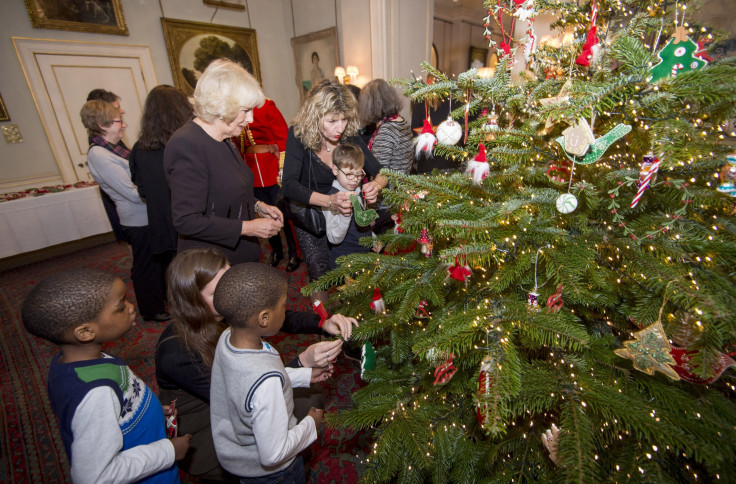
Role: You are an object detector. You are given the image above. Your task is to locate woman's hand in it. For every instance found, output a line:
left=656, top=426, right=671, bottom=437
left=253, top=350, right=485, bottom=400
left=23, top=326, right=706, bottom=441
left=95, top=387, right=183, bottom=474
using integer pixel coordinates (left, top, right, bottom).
left=329, top=191, right=354, bottom=217
left=241, top=218, right=283, bottom=238
left=299, top=339, right=343, bottom=367
left=322, top=314, right=359, bottom=340
left=362, top=181, right=381, bottom=203
left=256, top=202, right=284, bottom=223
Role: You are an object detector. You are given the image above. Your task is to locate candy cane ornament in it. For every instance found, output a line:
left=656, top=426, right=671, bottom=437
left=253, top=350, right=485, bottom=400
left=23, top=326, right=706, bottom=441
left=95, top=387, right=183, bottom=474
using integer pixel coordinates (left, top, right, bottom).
left=630, top=156, right=661, bottom=208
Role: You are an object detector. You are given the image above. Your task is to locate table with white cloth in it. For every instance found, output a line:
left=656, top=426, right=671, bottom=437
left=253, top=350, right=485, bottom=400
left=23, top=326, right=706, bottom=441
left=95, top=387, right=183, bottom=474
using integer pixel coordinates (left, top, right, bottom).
left=0, top=186, right=112, bottom=259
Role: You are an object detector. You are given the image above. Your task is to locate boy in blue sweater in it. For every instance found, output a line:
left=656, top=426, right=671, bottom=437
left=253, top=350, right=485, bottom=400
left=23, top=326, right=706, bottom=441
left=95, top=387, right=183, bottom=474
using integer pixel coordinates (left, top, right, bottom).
left=21, top=269, right=190, bottom=483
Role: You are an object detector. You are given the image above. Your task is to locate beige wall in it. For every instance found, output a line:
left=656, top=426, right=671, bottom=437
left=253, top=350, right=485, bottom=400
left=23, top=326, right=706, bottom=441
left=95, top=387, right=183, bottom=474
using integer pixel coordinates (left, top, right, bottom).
left=0, top=0, right=433, bottom=194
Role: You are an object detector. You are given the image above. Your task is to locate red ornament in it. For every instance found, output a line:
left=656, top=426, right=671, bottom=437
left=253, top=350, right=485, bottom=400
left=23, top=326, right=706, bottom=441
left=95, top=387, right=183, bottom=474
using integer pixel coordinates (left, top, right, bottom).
left=415, top=300, right=431, bottom=318
left=433, top=353, right=457, bottom=385
left=669, top=347, right=736, bottom=384
left=313, top=300, right=329, bottom=327
left=369, top=287, right=386, bottom=314
left=545, top=284, right=564, bottom=313
left=447, top=257, right=472, bottom=283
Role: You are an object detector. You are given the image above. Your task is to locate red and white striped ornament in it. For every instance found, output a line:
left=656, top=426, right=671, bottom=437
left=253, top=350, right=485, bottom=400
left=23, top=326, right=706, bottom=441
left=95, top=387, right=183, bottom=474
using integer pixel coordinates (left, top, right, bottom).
left=630, top=155, right=661, bottom=208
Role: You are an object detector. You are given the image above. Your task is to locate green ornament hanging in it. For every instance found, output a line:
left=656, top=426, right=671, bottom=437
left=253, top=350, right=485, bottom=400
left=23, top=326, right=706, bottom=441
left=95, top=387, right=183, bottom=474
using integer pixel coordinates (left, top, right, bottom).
left=649, top=26, right=708, bottom=83
left=360, top=340, right=376, bottom=379
left=555, top=124, right=632, bottom=165
left=350, top=194, right=378, bottom=226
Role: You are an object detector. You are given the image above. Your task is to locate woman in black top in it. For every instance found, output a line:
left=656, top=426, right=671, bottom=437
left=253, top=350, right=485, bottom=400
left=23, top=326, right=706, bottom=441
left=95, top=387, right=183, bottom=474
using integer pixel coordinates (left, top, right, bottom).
left=130, top=85, right=192, bottom=268
left=156, top=248, right=357, bottom=480
left=281, top=81, right=388, bottom=293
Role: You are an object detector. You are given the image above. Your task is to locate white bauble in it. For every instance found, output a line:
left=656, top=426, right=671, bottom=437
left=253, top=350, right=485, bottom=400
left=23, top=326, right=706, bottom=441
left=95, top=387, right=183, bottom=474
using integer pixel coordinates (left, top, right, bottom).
left=556, top=193, right=578, bottom=214
left=436, top=117, right=462, bottom=146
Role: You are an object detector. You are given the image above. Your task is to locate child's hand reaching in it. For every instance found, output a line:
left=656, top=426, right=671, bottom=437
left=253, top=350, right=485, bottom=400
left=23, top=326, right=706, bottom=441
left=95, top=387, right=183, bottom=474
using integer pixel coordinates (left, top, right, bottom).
left=171, top=434, right=191, bottom=460
left=307, top=407, right=324, bottom=430
left=310, top=364, right=334, bottom=383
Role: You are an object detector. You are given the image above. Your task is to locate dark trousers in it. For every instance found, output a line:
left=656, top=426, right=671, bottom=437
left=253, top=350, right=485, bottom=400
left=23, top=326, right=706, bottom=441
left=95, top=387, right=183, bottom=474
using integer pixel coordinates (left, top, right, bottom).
left=121, top=225, right=167, bottom=318
left=254, top=184, right=298, bottom=258
left=238, top=456, right=305, bottom=484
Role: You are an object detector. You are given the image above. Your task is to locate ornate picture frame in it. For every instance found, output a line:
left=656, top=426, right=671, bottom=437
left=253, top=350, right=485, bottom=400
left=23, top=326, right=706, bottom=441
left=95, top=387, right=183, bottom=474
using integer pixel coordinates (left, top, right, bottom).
left=0, top=92, right=8, bottom=122
left=23, top=0, right=128, bottom=36
left=291, top=27, right=339, bottom=103
left=161, top=18, right=262, bottom=96
left=469, top=46, right=489, bottom=69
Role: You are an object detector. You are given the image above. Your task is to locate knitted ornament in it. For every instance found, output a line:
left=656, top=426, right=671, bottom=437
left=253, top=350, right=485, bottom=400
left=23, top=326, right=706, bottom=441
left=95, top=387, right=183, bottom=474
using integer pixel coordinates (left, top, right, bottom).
left=447, top=258, right=472, bottom=283
left=369, top=287, right=385, bottom=314
left=649, top=26, right=708, bottom=83
left=576, top=0, right=599, bottom=67
left=360, top=341, right=376, bottom=379
left=466, top=144, right=490, bottom=185
left=436, top=117, right=462, bottom=146
left=313, top=300, right=329, bottom=327
left=555, top=193, right=578, bottom=214
left=415, top=119, right=437, bottom=158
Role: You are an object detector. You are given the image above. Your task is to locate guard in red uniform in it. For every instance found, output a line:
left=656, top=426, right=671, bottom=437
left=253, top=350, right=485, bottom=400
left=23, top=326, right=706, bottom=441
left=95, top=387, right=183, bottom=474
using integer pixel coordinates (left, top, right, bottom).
left=233, top=99, right=301, bottom=271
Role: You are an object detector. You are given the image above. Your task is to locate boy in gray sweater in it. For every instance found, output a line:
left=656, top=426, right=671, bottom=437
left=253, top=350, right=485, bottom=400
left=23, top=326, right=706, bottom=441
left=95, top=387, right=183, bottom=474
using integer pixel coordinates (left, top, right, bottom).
left=210, top=263, right=326, bottom=482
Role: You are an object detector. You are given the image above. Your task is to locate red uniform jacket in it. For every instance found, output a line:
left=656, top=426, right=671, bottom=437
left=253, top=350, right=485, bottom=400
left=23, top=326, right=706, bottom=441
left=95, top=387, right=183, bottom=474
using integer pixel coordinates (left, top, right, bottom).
left=232, top=99, right=288, bottom=188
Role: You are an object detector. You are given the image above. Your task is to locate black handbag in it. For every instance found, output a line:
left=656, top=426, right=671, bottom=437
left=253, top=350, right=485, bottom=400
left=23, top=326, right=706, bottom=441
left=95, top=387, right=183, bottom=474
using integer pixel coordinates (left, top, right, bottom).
left=281, top=151, right=326, bottom=237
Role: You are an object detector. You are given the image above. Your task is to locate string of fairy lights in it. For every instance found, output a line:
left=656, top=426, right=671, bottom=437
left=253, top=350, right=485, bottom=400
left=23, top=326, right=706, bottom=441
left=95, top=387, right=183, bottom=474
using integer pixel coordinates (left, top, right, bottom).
left=320, top=0, right=736, bottom=480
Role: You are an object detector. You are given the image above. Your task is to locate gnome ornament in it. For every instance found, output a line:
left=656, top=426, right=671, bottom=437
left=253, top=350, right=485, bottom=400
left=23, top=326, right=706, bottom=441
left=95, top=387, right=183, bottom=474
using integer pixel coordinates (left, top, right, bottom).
left=415, top=119, right=437, bottom=158
left=466, top=144, right=490, bottom=185
left=369, top=287, right=386, bottom=314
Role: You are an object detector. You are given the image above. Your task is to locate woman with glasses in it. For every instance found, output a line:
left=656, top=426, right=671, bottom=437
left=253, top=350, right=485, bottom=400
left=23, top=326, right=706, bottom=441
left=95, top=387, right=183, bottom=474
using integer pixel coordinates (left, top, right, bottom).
left=80, top=100, right=169, bottom=321
left=281, top=80, right=388, bottom=301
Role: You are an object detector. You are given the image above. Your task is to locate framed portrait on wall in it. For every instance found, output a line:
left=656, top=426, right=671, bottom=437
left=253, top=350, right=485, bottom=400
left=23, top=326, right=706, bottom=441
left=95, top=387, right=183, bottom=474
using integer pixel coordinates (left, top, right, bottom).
left=291, top=27, right=339, bottom=103
left=469, top=47, right=489, bottom=69
left=161, top=18, right=261, bottom=95
left=23, top=0, right=128, bottom=35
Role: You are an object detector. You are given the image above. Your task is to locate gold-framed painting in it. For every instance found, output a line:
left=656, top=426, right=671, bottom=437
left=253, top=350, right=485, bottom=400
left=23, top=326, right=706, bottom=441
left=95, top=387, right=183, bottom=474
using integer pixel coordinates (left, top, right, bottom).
left=0, top=92, right=8, bottom=122
left=24, top=0, right=128, bottom=36
left=161, top=18, right=261, bottom=96
left=291, top=27, right=339, bottom=103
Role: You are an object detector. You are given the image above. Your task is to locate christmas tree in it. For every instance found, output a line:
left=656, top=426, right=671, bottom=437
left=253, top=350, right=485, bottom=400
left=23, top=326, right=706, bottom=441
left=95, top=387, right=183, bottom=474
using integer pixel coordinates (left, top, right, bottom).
left=305, top=0, right=736, bottom=481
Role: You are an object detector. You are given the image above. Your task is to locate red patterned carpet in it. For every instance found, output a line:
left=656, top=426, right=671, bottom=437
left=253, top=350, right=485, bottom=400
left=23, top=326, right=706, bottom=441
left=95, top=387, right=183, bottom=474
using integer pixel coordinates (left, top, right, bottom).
left=0, top=241, right=368, bottom=483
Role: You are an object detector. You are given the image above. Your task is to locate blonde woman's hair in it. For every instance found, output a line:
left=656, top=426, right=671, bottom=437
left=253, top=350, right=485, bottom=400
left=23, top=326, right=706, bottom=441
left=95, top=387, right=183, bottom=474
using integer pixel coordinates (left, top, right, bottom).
left=293, top=80, right=360, bottom=152
left=80, top=100, right=119, bottom=137
left=191, top=59, right=265, bottom=123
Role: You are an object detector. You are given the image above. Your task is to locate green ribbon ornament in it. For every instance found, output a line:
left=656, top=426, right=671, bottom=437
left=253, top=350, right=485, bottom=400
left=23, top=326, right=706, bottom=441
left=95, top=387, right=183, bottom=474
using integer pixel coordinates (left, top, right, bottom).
left=555, top=124, right=632, bottom=165
left=350, top=194, right=378, bottom=226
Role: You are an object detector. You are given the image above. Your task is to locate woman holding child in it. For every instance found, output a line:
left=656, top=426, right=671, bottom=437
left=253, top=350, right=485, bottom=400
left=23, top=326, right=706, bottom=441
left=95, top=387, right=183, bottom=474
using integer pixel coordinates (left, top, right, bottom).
left=164, top=59, right=283, bottom=265
left=281, top=80, right=389, bottom=293
left=156, top=248, right=357, bottom=481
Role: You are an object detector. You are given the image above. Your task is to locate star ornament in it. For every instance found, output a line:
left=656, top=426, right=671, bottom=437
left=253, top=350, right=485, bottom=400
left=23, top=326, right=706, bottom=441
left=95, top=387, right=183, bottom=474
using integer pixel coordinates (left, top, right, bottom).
left=539, top=79, right=572, bottom=130
left=614, top=321, right=680, bottom=380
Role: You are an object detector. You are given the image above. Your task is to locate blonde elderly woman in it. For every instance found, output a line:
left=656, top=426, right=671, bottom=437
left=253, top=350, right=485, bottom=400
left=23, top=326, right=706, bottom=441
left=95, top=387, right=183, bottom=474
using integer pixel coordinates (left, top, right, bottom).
left=164, top=59, right=283, bottom=265
left=281, top=80, right=388, bottom=297
left=80, top=100, right=169, bottom=321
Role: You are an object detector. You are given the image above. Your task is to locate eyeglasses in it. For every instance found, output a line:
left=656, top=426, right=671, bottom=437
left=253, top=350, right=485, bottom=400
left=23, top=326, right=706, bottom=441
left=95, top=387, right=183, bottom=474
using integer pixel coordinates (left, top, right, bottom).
left=338, top=168, right=365, bottom=181
left=111, top=119, right=123, bottom=124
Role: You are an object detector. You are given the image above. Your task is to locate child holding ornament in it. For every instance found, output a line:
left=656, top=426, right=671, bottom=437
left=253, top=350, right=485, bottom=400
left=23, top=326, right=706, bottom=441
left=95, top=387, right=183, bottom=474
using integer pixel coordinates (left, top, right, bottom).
left=322, top=143, right=382, bottom=269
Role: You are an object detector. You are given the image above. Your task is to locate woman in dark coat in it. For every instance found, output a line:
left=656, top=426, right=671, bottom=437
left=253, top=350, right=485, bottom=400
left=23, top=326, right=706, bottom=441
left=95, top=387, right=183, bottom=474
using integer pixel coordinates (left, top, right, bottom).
left=130, top=85, right=192, bottom=267
left=164, top=59, right=283, bottom=265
